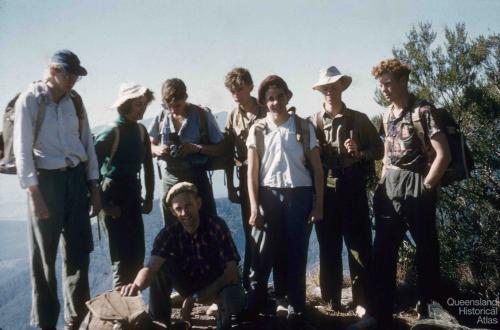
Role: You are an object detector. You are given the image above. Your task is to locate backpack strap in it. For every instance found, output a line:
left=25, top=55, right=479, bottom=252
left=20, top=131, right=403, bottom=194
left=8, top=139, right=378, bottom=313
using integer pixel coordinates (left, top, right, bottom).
left=411, top=105, right=427, bottom=149
left=313, top=111, right=326, bottom=146
left=294, top=114, right=311, bottom=168
left=137, top=123, right=147, bottom=144
left=69, top=90, right=85, bottom=140
left=158, top=108, right=168, bottom=141
left=104, top=124, right=120, bottom=176
left=197, top=106, right=210, bottom=145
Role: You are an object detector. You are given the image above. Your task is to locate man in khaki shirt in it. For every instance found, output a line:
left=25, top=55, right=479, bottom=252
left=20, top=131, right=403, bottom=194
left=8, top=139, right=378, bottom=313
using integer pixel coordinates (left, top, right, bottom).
left=310, top=66, right=383, bottom=314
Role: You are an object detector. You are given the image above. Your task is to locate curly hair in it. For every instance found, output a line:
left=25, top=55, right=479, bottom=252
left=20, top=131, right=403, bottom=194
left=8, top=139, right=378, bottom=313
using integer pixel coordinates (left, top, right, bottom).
left=224, top=67, right=253, bottom=91
left=162, top=78, right=187, bottom=104
left=371, top=59, right=411, bottom=80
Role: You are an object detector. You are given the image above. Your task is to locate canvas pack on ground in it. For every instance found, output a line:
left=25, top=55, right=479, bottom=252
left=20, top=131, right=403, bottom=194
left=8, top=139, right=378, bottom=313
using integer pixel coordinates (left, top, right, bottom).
left=254, top=108, right=312, bottom=170
left=79, top=290, right=162, bottom=330
left=0, top=89, right=85, bottom=175
left=312, top=110, right=376, bottom=178
left=382, top=99, right=474, bottom=186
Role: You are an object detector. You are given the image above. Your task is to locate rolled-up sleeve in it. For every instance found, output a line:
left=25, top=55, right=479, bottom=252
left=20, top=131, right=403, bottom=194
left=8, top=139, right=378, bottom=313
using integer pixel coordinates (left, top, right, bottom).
left=245, top=124, right=257, bottom=149
left=13, top=92, right=38, bottom=189
left=148, top=113, right=161, bottom=141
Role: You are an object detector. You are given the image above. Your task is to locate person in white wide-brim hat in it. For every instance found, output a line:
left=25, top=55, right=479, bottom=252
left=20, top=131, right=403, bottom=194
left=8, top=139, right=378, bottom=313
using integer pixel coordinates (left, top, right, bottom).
left=310, top=65, right=384, bottom=315
left=94, top=81, right=155, bottom=289
left=312, top=65, right=352, bottom=92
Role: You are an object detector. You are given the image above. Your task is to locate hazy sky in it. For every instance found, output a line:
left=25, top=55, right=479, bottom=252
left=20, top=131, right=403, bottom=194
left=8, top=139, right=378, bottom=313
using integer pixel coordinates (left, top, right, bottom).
left=0, top=0, right=499, bottom=130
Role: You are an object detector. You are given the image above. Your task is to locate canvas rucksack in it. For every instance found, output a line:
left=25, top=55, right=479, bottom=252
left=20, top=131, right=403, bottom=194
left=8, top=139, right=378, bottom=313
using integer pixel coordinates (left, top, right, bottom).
left=79, top=290, right=163, bottom=330
left=0, top=93, right=20, bottom=174
left=253, top=108, right=312, bottom=171
left=382, top=100, right=474, bottom=186
left=311, top=110, right=376, bottom=178
left=0, top=89, right=85, bottom=175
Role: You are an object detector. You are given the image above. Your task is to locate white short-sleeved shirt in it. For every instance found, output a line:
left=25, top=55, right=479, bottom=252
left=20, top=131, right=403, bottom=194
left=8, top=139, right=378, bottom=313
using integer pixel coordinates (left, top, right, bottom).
left=246, top=114, right=318, bottom=188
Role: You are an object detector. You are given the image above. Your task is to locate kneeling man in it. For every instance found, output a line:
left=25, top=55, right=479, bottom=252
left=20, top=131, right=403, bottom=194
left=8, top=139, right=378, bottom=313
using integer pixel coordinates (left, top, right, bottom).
left=120, top=182, right=245, bottom=329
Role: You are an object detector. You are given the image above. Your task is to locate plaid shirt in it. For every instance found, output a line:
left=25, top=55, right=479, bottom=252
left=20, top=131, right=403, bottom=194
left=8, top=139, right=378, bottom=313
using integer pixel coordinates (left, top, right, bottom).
left=151, top=215, right=240, bottom=282
left=383, top=95, right=441, bottom=170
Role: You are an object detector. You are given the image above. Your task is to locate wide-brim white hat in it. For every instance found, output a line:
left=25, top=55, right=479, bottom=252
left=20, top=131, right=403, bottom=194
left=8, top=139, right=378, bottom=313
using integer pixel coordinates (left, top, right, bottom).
left=312, top=66, right=352, bottom=91
left=111, top=82, right=149, bottom=108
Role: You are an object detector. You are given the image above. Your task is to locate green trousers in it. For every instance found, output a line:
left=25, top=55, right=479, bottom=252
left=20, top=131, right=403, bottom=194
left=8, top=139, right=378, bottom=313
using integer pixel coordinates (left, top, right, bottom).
left=102, top=177, right=145, bottom=288
left=28, top=164, right=93, bottom=329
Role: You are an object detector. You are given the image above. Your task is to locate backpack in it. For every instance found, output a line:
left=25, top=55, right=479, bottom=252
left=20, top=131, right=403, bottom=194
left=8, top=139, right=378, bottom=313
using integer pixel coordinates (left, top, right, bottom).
left=253, top=108, right=312, bottom=171
left=79, top=290, right=161, bottom=330
left=0, top=90, right=85, bottom=175
left=100, top=122, right=148, bottom=177
left=0, top=93, right=20, bottom=174
left=159, top=105, right=233, bottom=172
left=311, top=110, right=376, bottom=178
left=382, top=100, right=474, bottom=186
left=96, top=123, right=148, bottom=239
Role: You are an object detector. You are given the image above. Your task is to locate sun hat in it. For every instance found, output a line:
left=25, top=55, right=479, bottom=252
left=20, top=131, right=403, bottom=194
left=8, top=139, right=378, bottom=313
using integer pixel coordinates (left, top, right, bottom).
left=166, top=182, right=199, bottom=206
left=50, top=49, right=87, bottom=76
left=111, top=82, right=150, bottom=108
left=312, top=66, right=352, bottom=91
left=257, top=75, right=293, bottom=105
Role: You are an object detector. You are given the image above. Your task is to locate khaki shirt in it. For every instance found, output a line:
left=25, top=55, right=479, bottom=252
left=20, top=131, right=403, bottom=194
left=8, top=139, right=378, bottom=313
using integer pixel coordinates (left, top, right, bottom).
left=311, top=103, right=383, bottom=169
left=224, top=98, right=267, bottom=164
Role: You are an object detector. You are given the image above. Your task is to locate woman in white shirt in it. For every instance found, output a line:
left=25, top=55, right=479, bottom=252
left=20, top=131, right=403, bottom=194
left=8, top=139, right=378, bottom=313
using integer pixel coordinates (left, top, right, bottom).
left=246, top=75, right=324, bottom=323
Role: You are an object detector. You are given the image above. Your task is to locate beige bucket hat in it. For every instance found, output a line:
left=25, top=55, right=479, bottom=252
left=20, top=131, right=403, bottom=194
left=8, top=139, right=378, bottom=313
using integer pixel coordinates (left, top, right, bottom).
left=312, top=66, right=352, bottom=91
left=111, top=82, right=150, bottom=108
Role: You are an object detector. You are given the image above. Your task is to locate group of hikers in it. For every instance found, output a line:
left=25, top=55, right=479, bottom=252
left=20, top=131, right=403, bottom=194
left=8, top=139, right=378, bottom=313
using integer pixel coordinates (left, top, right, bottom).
left=9, top=49, right=452, bottom=330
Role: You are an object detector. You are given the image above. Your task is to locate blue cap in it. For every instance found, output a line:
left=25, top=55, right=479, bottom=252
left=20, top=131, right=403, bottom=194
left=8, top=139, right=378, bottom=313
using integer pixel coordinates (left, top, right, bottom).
left=50, top=49, right=87, bottom=76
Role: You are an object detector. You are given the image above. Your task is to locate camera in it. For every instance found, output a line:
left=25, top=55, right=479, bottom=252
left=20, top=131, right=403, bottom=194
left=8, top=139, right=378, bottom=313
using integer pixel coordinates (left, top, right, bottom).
left=168, top=133, right=181, bottom=158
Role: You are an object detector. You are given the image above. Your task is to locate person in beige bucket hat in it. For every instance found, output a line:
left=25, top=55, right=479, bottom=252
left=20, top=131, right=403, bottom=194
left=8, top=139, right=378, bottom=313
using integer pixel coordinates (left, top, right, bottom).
left=310, top=65, right=383, bottom=315
left=94, top=81, right=155, bottom=289
left=111, top=82, right=152, bottom=109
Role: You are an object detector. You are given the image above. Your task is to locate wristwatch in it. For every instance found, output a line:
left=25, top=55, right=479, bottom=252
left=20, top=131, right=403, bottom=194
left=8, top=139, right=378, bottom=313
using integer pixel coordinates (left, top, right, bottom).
left=196, top=144, right=203, bottom=154
left=423, top=182, right=433, bottom=190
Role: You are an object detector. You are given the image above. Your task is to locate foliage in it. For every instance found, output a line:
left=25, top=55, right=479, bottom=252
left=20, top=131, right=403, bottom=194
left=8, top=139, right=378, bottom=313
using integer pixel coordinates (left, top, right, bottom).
left=375, top=23, right=499, bottom=297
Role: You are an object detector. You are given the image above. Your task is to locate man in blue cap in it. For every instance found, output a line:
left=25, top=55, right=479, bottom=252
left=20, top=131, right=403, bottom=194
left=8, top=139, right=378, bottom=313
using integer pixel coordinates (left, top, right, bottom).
left=13, top=49, right=101, bottom=330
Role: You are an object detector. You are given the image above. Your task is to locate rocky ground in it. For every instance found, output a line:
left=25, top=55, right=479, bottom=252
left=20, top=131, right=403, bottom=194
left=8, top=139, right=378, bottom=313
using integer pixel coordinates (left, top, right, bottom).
left=165, top=286, right=418, bottom=330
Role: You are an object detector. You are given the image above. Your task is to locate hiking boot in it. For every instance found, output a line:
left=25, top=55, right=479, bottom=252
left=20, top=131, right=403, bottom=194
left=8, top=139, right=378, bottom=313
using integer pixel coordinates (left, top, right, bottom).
left=275, top=297, right=288, bottom=317
left=206, top=303, right=218, bottom=317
